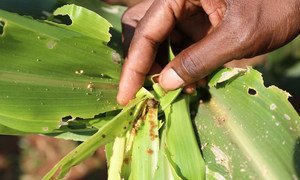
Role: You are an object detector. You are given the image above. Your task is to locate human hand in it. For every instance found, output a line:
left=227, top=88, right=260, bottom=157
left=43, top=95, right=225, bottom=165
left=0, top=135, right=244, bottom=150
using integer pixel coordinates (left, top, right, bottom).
left=117, top=0, right=300, bottom=105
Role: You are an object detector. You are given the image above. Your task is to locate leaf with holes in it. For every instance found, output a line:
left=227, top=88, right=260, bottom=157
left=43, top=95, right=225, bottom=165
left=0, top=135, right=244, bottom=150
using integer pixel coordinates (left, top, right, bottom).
left=1, top=2, right=300, bottom=180
left=195, top=67, right=300, bottom=179
left=43, top=89, right=151, bottom=179
left=60, top=0, right=126, bottom=53
left=0, top=4, right=123, bottom=134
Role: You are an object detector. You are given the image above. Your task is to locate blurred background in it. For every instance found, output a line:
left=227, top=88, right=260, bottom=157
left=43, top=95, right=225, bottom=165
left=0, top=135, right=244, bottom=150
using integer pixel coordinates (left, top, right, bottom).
left=0, top=0, right=299, bottom=179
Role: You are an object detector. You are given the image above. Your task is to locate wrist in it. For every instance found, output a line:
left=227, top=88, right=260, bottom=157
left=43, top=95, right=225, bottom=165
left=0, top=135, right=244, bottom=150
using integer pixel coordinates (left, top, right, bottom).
left=273, top=0, right=300, bottom=45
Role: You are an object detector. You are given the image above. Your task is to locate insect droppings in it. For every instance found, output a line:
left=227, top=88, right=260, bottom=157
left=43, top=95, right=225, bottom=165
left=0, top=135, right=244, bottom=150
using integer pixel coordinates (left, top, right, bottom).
left=146, top=148, right=153, bottom=155
left=146, top=99, right=158, bottom=108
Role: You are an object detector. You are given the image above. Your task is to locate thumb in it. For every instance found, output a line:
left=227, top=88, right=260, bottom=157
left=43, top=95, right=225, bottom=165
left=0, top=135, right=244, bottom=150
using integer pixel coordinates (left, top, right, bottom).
left=159, top=25, right=242, bottom=90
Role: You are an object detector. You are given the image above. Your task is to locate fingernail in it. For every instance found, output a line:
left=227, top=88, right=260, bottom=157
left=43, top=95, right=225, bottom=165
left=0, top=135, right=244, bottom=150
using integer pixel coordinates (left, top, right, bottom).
left=160, top=68, right=184, bottom=90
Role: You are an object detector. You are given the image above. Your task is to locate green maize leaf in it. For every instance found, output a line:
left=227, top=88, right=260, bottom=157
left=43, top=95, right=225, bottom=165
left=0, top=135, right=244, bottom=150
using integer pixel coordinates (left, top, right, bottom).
left=0, top=4, right=122, bottom=134
left=152, top=83, right=182, bottom=111
left=108, top=136, right=126, bottom=180
left=209, top=68, right=247, bottom=87
left=107, top=126, right=145, bottom=179
left=52, top=4, right=112, bottom=43
left=46, top=129, right=97, bottom=141
left=205, top=168, right=229, bottom=180
left=106, top=126, right=136, bottom=180
left=105, top=141, right=114, bottom=167
left=43, top=91, right=149, bottom=179
left=152, top=82, right=165, bottom=97
left=0, top=124, right=24, bottom=135
left=119, top=123, right=137, bottom=178
left=195, top=67, right=300, bottom=179
left=107, top=98, right=152, bottom=180
left=129, top=101, right=160, bottom=180
left=159, top=88, right=182, bottom=110
left=46, top=115, right=117, bottom=141
left=60, top=0, right=126, bottom=54
left=154, top=126, right=181, bottom=180
left=165, top=95, right=205, bottom=180
left=60, top=0, right=125, bottom=32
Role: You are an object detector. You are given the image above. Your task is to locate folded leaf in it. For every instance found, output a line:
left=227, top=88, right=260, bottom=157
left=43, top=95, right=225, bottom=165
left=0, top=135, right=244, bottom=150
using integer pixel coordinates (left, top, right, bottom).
left=43, top=91, right=149, bottom=179
left=165, top=95, right=205, bottom=180
left=129, top=102, right=160, bottom=180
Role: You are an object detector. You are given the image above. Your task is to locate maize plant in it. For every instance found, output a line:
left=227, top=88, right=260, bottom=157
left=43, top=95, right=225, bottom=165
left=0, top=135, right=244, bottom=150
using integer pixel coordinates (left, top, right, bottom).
left=0, top=3, right=299, bottom=180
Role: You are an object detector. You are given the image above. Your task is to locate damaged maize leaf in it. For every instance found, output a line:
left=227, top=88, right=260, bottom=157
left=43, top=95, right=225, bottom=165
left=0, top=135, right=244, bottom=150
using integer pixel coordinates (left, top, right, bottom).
left=105, top=91, right=205, bottom=180
left=129, top=100, right=160, bottom=180
left=1, top=3, right=300, bottom=180
left=195, top=67, right=300, bottom=179
left=43, top=90, right=151, bottom=179
left=0, top=4, right=122, bottom=134
left=108, top=136, right=126, bottom=180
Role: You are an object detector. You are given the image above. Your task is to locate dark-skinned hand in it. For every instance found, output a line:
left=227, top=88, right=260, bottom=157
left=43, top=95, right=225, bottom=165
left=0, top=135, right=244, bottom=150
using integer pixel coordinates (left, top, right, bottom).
left=115, top=0, right=300, bottom=105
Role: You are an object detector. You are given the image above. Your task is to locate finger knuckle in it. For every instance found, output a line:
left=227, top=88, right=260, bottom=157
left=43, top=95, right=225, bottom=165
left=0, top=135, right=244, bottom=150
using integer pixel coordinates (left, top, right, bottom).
left=121, top=8, right=138, bottom=26
left=121, top=9, right=131, bottom=23
left=180, top=50, right=207, bottom=79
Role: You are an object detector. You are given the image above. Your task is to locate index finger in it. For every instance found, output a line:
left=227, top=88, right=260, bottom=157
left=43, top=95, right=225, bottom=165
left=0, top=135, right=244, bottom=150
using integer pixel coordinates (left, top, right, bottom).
left=117, top=0, right=178, bottom=105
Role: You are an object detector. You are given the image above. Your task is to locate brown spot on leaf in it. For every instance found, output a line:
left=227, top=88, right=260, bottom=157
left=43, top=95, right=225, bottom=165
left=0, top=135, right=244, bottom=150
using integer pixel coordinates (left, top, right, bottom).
left=146, top=148, right=153, bottom=155
left=148, top=108, right=158, bottom=141
left=218, top=117, right=226, bottom=124
left=131, top=128, right=137, bottom=135
left=124, top=157, right=131, bottom=164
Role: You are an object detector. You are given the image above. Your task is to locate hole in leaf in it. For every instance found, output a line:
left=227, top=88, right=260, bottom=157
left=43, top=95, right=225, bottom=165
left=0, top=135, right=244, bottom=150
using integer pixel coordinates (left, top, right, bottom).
left=51, top=15, right=72, bottom=25
left=67, top=121, right=86, bottom=129
left=248, top=88, right=257, bottom=95
left=62, top=115, right=73, bottom=122
left=0, top=21, right=5, bottom=35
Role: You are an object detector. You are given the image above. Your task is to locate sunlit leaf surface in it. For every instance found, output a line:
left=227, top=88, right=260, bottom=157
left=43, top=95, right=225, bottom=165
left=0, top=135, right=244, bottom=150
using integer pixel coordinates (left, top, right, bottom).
left=165, top=95, right=205, bottom=180
left=1, top=3, right=300, bottom=180
left=43, top=91, right=150, bottom=179
left=0, top=4, right=122, bottom=134
left=196, top=68, right=300, bottom=179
